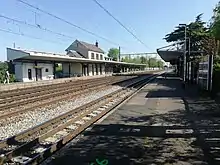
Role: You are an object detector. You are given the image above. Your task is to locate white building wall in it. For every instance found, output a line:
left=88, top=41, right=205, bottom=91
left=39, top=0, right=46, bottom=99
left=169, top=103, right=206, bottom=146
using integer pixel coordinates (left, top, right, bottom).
left=39, top=63, right=54, bottom=80
left=21, top=63, right=53, bottom=82
left=96, top=64, right=100, bottom=75
left=22, top=63, right=36, bottom=82
left=88, top=64, right=93, bottom=76
left=14, top=62, right=23, bottom=81
left=70, top=63, right=82, bottom=75
left=93, top=64, right=96, bottom=75
left=62, top=63, right=70, bottom=77
left=63, top=63, right=82, bottom=76
left=88, top=51, right=93, bottom=59
left=101, top=64, right=105, bottom=75
left=88, top=51, right=104, bottom=61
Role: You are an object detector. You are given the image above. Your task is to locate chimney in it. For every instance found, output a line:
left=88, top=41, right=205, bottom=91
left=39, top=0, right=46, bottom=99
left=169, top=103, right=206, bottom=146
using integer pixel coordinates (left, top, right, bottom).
left=95, top=41, right=98, bottom=47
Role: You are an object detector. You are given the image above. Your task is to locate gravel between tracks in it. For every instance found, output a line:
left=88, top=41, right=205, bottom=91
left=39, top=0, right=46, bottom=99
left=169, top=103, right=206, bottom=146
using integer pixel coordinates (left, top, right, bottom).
left=0, top=85, right=122, bottom=140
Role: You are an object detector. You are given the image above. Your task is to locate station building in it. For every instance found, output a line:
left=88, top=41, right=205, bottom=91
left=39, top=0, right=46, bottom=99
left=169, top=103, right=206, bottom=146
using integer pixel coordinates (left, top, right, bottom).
left=7, top=40, right=146, bottom=82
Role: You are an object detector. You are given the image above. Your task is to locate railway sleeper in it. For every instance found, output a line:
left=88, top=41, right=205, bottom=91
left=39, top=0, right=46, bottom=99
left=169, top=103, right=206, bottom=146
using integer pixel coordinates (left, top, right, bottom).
left=0, top=74, right=160, bottom=164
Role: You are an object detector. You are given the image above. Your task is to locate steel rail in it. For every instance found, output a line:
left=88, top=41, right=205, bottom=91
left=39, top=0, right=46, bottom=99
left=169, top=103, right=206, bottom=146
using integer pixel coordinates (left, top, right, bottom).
left=0, top=73, right=161, bottom=164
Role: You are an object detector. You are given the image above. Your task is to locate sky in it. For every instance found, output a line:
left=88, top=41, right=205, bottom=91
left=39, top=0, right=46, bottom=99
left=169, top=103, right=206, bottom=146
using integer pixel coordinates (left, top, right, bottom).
left=0, top=0, right=219, bottom=61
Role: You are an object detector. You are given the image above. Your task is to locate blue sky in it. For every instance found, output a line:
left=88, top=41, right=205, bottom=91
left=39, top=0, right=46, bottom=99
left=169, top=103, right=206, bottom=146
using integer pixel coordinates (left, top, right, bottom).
left=0, top=0, right=219, bottom=61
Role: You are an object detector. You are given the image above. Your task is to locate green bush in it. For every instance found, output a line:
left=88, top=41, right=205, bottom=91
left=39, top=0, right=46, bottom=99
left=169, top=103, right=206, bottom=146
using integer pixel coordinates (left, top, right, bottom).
left=0, top=61, right=16, bottom=83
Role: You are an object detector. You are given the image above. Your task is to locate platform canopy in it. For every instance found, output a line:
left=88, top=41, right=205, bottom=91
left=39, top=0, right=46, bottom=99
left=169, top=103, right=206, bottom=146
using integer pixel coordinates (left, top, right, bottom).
left=7, top=48, right=146, bottom=67
left=157, top=41, right=184, bottom=64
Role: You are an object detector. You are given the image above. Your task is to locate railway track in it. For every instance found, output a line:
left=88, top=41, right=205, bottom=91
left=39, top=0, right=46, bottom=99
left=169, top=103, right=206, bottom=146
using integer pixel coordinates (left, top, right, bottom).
left=0, top=73, right=161, bottom=165
left=0, top=76, right=109, bottom=97
left=0, top=76, right=129, bottom=107
left=0, top=76, right=128, bottom=101
left=0, top=76, right=138, bottom=119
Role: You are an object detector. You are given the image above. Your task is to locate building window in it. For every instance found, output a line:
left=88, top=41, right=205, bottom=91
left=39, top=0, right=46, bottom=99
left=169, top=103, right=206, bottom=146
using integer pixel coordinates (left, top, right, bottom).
left=96, top=54, right=99, bottom=60
left=100, top=54, right=103, bottom=60
left=91, top=53, right=94, bottom=59
left=45, top=68, right=49, bottom=72
left=28, top=69, right=32, bottom=80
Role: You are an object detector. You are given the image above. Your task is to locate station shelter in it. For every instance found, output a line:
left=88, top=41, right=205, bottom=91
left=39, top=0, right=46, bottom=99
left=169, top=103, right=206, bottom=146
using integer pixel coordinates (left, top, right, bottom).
left=7, top=40, right=146, bottom=82
left=157, top=42, right=213, bottom=91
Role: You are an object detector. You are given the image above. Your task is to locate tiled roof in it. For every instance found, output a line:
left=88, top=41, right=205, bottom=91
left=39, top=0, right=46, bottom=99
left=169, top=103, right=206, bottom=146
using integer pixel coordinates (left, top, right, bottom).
left=65, top=40, right=104, bottom=53
left=78, top=40, right=104, bottom=53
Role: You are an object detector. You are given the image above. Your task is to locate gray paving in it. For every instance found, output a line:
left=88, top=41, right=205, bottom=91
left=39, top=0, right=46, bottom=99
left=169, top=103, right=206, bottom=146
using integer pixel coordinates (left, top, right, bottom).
left=47, top=73, right=220, bottom=165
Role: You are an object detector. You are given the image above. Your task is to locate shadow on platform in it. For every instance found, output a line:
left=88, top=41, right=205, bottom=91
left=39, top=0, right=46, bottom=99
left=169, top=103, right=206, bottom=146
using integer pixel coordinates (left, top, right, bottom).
left=49, top=73, right=220, bottom=165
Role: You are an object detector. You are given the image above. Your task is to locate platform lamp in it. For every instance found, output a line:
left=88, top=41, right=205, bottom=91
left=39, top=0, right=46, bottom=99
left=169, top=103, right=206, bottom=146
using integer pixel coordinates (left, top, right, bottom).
left=179, top=23, right=187, bottom=89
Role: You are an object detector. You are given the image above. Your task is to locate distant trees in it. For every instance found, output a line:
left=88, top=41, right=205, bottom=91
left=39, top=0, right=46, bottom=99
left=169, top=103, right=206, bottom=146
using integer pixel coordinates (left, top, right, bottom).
left=107, top=48, right=119, bottom=61
left=121, top=56, right=164, bottom=68
left=107, top=48, right=164, bottom=68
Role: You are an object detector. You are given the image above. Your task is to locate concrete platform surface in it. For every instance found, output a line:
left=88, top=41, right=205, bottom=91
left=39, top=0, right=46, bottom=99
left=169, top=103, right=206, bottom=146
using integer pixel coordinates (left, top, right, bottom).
left=46, top=73, right=220, bottom=165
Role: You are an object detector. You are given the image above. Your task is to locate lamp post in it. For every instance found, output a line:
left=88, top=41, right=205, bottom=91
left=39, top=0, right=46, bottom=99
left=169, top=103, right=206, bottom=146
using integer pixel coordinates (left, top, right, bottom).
left=188, top=37, right=191, bottom=83
left=179, top=24, right=187, bottom=88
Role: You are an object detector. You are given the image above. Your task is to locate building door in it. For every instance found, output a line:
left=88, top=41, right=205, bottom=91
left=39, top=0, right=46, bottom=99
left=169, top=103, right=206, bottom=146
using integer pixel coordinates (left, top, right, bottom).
left=36, top=68, right=42, bottom=80
left=28, top=69, right=32, bottom=80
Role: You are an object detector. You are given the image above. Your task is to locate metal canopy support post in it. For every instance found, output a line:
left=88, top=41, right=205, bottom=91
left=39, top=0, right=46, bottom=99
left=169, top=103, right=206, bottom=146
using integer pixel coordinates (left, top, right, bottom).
left=208, top=55, right=214, bottom=91
left=179, top=23, right=187, bottom=88
left=188, top=38, right=190, bottom=83
left=183, top=26, right=187, bottom=87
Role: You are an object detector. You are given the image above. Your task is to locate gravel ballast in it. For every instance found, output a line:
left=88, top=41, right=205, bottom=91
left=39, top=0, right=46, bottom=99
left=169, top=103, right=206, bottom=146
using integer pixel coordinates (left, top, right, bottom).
left=0, top=85, right=122, bottom=140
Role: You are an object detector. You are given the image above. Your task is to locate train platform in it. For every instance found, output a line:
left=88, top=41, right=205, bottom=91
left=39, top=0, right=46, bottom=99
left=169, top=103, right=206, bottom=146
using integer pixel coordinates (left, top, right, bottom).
left=0, top=70, right=151, bottom=92
left=46, top=73, right=220, bottom=165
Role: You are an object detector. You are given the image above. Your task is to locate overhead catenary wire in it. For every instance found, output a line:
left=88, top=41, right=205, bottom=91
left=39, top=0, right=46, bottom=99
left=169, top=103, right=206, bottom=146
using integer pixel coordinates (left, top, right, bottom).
left=0, top=14, right=75, bottom=40
left=92, top=0, right=153, bottom=51
left=0, top=28, right=66, bottom=45
left=16, top=0, right=122, bottom=47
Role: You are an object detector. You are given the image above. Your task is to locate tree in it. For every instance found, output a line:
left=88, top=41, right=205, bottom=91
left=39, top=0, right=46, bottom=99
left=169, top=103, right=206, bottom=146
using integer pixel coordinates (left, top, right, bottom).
left=163, top=2, right=220, bottom=96
left=122, top=56, right=131, bottom=63
left=164, top=14, right=208, bottom=55
left=108, top=48, right=119, bottom=61
left=132, top=56, right=142, bottom=64
left=0, top=61, right=16, bottom=83
left=208, top=2, right=220, bottom=96
left=210, top=2, right=220, bottom=40
left=209, top=2, right=220, bottom=63
left=148, top=58, right=157, bottom=68
left=140, top=56, right=147, bottom=64
left=0, top=62, right=7, bottom=83
left=157, top=60, right=164, bottom=68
